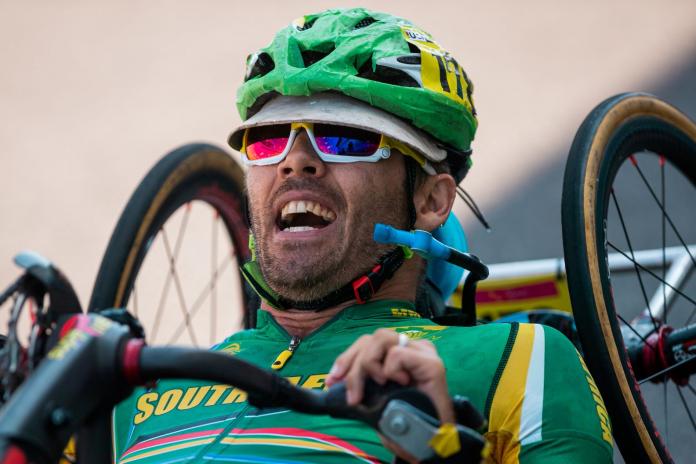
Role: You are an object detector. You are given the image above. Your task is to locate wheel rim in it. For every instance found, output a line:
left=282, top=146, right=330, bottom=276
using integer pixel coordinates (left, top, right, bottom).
left=127, top=200, right=244, bottom=347
left=116, top=175, right=249, bottom=347
left=563, top=94, right=696, bottom=463
left=600, top=149, right=696, bottom=461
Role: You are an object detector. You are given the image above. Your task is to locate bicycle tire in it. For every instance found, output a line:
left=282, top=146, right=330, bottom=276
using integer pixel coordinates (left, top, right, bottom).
left=562, top=93, right=696, bottom=463
left=88, top=143, right=257, bottom=332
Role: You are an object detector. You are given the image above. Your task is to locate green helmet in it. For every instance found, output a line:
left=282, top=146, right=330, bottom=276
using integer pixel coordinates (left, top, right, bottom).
left=236, top=7, right=477, bottom=179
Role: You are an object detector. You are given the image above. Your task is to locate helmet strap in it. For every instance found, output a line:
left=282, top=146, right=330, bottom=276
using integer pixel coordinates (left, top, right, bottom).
left=240, top=246, right=409, bottom=312
left=404, top=156, right=419, bottom=229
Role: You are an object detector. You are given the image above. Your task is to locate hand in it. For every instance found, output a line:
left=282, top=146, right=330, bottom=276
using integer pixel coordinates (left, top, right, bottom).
left=325, top=328, right=455, bottom=462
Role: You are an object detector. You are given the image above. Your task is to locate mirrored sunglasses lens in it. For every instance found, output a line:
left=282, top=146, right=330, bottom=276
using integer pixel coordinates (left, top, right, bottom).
left=245, top=125, right=291, bottom=160
left=247, top=138, right=289, bottom=160
left=314, top=125, right=381, bottom=156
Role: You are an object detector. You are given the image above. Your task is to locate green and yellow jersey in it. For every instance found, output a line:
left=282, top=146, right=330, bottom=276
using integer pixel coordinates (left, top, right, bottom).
left=112, top=300, right=613, bottom=463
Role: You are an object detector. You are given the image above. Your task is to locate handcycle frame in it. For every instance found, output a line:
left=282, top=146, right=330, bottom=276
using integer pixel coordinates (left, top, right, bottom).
left=470, top=244, right=696, bottom=325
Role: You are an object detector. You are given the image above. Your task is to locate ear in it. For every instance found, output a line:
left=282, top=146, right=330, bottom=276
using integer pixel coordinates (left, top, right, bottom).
left=413, top=174, right=456, bottom=231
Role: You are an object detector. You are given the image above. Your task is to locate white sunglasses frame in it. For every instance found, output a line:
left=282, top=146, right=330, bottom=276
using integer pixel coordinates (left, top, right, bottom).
left=241, top=122, right=436, bottom=175
left=241, top=122, right=391, bottom=166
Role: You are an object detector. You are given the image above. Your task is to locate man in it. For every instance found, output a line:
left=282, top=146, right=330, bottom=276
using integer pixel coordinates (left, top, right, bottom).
left=113, top=8, right=613, bottom=463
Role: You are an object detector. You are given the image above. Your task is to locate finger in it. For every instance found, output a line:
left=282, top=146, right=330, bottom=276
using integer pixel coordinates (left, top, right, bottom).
left=399, top=337, right=436, bottom=353
left=326, top=335, right=370, bottom=386
left=343, top=330, right=398, bottom=404
left=382, top=343, right=439, bottom=382
left=381, top=346, right=413, bottom=385
left=344, top=345, right=389, bottom=404
left=382, top=346, right=455, bottom=424
left=343, top=353, right=367, bottom=405
left=355, top=329, right=400, bottom=383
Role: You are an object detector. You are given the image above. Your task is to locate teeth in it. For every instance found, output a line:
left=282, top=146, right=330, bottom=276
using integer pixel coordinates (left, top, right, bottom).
left=308, top=201, right=322, bottom=216
left=280, top=200, right=336, bottom=223
left=285, top=226, right=317, bottom=232
left=296, top=201, right=306, bottom=214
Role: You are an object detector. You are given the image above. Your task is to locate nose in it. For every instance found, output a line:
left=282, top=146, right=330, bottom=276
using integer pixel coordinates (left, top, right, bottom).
left=277, top=130, right=326, bottom=178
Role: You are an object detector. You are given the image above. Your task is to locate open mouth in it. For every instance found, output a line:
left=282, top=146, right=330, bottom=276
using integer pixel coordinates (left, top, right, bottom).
left=277, top=200, right=336, bottom=232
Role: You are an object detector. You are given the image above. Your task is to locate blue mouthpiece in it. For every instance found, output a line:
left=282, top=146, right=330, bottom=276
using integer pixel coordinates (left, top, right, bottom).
left=373, top=224, right=451, bottom=261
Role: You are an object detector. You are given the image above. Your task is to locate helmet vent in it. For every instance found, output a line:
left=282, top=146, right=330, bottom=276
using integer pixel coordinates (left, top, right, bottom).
left=245, top=52, right=275, bottom=81
left=397, top=55, right=421, bottom=65
left=301, top=47, right=335, bottom=67
left=354, top=17, right=376, bottom=29
left=296, top=18, right=317, bottom=31
left=358, top=62, right=420, bottom=88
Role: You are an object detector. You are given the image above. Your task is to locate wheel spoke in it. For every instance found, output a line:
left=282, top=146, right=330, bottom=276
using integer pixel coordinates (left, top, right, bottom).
left=167, top=252, right=234, bottom=345
left=661, top=155, right=667, bottom=324
left=664, top=382, right=669, bottom=447
left=610, top=189, right=660, bottom=331
left=608, top=243, right=696, bottom=308
left=161, top=226, right=198, bottom=346
left=639, top=355, right=696, bottom=384
left=150, top=207, right=192, bottom=341
left=688, top=383, right=696, bottom=396
left=675, top=384, right=696, bottom=432
left=686, top=305, right=696, bottom=326
left=630, top=154, right=696, bottom=269
left=211, top=211, right=219, bottom=345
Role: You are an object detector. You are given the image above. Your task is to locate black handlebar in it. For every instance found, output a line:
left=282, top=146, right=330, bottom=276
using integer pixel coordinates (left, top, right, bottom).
left=0, top=313, right=485, bottom=464
left=137, top=345, right=330, bottom=415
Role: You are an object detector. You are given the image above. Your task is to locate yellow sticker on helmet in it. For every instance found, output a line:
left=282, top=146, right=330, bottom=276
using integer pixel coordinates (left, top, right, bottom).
left=400, top=25, right=473, bottom=113
left=400, top=25, right=441, bottom=53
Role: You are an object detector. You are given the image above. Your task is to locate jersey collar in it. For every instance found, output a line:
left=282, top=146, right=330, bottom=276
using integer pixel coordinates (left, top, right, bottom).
left=255, top=299, right=422, bottom=340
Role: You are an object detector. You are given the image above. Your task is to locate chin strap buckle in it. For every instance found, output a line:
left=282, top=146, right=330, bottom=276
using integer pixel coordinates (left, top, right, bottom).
left=352, top=264, right=382, bottom=304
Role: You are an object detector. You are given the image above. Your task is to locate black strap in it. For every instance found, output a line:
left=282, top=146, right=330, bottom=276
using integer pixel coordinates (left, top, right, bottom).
left=278, top=247, right=407, bottom=311
left=404, top=157, right=418, bottom=229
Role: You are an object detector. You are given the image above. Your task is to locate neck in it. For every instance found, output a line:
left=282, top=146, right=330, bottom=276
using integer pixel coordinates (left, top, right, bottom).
left=260, top=257, right=424, bottom=338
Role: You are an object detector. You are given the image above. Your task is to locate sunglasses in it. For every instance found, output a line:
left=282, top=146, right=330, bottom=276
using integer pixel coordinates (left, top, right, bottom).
left=240, top=122, right=435, bottom=174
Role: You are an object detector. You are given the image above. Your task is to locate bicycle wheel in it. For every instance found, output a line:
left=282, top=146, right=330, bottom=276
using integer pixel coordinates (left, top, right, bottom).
left=88, top=143, right=256, bottom=347
left=562, top=93, right=696, bottom=463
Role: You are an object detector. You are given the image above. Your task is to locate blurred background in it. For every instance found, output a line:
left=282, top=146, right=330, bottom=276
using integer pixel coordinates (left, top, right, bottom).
left=1, top=1, right=696, bottom=460
left=2, top=0, right=695, bottom=299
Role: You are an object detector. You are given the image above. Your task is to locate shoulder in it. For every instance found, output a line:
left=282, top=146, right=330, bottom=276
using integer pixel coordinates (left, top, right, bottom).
left=486, top=322, right=600, bottom=419
left=407, top=321, right=514, bottom=371
left=485, top=323, right=614, bottom=462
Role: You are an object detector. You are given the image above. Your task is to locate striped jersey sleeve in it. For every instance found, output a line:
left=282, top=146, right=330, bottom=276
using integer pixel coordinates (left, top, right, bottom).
left=484, top=323, right=613, bottom=463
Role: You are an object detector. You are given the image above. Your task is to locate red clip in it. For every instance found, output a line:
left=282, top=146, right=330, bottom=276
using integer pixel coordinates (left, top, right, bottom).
left=1, top=445, right=29, bottom=464
left=352, top=276, right=375, bottom=304
left=123, top=339, right=146, bottom=386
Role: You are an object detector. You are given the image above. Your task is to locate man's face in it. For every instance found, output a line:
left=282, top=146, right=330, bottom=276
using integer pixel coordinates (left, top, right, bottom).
left=246, top=129, right=409, bottom=303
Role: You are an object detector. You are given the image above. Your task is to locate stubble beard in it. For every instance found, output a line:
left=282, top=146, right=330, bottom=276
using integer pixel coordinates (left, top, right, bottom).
left=250, top=184, right=408, bottom=305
